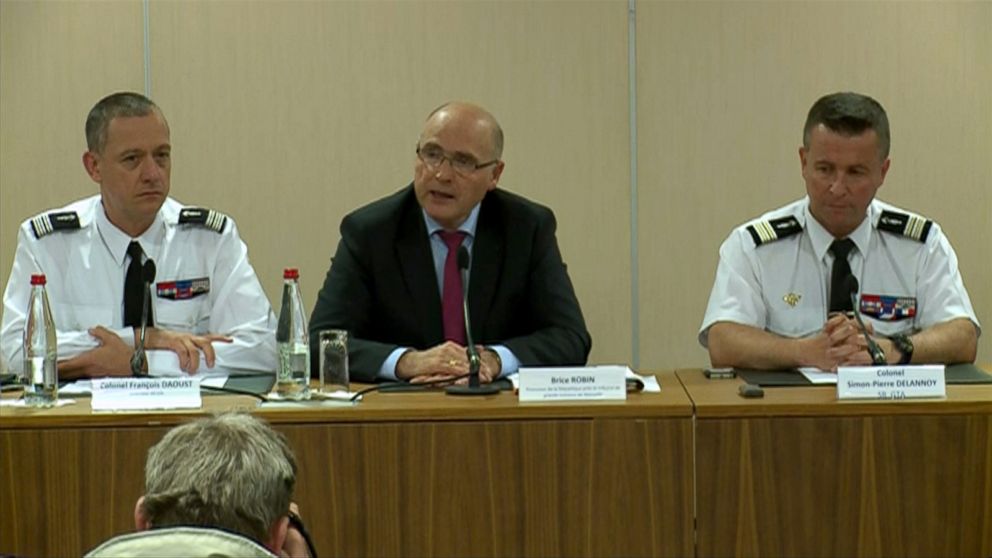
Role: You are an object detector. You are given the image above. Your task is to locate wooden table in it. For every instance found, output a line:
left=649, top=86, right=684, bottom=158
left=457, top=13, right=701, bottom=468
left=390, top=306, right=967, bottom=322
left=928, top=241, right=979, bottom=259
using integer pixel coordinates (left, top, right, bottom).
left=677, top=368, right=992, bottom=558
left=0, top=372, right=694, bottom=558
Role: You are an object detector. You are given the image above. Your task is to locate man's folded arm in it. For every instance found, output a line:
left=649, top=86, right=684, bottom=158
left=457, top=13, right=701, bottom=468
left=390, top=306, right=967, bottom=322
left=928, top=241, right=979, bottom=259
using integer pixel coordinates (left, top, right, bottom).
left=196, top=219, right=277, bottom=372
left=1, top=232, right=121, bottom=371
left=857, top=228, right=981, bottom=368
left=701, top=244, right=849, bottom=371
left=483, top=345, right=520, bottom=377
left=707, top=321, right=811, bottom=370
left=900, top=230, right=981, bottom=365
left=191, top=319, right=275, bottom=373
left=870, top=318, right=977, bottom=366
left=501, top=210, right=591, bottom=367
left=699, top=233, right=797, bottom=370
left=3, top=321, right=122, bottom=373
left=2, top=252, right=135, bottom=377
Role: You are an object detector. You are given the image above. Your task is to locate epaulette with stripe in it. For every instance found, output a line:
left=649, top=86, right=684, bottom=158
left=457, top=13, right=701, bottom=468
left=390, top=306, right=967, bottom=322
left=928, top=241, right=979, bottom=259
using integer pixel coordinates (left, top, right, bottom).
left=877, top=209, right=931, bottom=242
left=746, top=216, right=803, bottom=247
left=178, top=207, right=228, bottom=233
left=30, top=211, right=81, bottom=239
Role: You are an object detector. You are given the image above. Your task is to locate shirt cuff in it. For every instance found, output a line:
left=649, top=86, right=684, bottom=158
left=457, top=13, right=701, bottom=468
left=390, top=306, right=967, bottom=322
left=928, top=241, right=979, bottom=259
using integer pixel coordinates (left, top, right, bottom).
left=146, top=350, right=203, bottom=376
left=487, top=345, right=519, bottom=378
left=113, top=326, right=137, bottom=348
left=378, top=347, right=408, bottom=382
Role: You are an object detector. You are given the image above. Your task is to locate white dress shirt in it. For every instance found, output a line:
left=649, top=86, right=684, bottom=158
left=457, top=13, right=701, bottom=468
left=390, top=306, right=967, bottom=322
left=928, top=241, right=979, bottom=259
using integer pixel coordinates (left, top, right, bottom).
left=699, top=197, right=980, bottom=346
left=376, top=204, right=521, bottom=381
left=1, top=195, right=277, bottom=374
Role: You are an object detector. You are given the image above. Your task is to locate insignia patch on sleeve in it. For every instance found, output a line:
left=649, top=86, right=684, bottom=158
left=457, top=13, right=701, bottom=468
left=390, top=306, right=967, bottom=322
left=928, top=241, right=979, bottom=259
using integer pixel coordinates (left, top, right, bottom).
left=877, top=210, right=931, bottom=242
left=178, top=207, right=228, bottom=233
left=30, top=211, right=81, bottom=239
left=746, top=216, right=802, bottom=247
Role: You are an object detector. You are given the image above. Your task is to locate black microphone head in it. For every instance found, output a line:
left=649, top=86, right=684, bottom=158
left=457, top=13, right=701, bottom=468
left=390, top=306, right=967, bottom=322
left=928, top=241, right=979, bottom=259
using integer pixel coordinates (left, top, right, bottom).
left=457, top=246, right=470, bottom=271
left=142, top=260, right=157, bottom=283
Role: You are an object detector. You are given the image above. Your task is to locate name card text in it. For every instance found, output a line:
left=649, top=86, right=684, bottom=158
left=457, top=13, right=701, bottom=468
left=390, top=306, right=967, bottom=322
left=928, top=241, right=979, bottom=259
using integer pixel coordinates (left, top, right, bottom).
left=837, top=365, right=945, bottom=400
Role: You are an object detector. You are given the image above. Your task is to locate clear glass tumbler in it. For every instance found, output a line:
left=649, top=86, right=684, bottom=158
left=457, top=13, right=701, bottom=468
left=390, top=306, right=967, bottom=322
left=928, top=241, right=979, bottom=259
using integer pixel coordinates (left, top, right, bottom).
left=318, top=329, right=349, bottom=394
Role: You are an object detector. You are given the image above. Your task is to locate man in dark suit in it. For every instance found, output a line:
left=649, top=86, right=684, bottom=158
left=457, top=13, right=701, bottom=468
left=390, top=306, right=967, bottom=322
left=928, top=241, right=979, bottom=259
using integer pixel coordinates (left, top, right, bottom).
left=309, top=102, right=591, bottom=383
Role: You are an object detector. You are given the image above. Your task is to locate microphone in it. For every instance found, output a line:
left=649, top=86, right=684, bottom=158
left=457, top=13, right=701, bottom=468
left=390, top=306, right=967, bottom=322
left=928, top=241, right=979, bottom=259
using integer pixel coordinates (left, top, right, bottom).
left=844, top=275, right=886, bottom=365
left=446, top=246, right=499, bottom=396
left=457, top=248, right=482, bottom=384
left=130, top=260, right=156, bottom=376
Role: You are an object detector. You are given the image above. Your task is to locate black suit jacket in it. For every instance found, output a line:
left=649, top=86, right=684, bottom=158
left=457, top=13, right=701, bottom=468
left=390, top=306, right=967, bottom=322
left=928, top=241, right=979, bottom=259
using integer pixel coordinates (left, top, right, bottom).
left=309, top=184, right=591, bottom=382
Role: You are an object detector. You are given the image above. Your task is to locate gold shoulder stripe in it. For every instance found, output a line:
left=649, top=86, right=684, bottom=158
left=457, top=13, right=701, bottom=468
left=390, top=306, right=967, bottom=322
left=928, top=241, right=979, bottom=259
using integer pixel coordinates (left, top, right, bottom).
left=746, top=216, right=802, bottom=247
left=878, top=210, right=932, bottom=242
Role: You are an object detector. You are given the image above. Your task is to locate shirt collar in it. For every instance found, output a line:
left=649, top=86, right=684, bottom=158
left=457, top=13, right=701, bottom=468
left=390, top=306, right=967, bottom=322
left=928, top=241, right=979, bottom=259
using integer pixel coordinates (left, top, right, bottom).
left=422, top=203, right=481, bottom=239
left=95, top=200, right=165, bottom=266
left=803, top=197, right=872, bottom=262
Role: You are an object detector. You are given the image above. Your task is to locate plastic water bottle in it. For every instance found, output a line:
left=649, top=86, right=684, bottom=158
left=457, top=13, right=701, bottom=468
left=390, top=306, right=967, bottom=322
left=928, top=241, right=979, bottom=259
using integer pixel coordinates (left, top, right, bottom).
left=22, top=273, right=58, bottom=406
left=276, top=268, right=310, bottom=400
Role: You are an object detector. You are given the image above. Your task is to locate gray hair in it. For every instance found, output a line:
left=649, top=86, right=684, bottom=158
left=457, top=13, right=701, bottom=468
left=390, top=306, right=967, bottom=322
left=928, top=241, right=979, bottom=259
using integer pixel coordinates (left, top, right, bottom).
left=140, top=413, right=297, bottom=543
left=802, top=92, right=890, bottom=160
left=85, top=92, right=165, bottom=153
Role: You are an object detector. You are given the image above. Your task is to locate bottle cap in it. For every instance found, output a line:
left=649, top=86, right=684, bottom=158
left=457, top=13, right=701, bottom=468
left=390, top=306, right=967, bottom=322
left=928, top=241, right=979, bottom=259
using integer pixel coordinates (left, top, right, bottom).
left=283, top=268, right=299, bottom=280
left=30, top=274, right=46, bottom=286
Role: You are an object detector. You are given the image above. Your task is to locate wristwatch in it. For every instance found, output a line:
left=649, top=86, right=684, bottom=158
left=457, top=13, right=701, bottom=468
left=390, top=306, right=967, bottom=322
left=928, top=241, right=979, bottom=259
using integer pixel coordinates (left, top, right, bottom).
left=890, top=334, right=914, bottom=365
left=483, top=347, right=503, bottom=373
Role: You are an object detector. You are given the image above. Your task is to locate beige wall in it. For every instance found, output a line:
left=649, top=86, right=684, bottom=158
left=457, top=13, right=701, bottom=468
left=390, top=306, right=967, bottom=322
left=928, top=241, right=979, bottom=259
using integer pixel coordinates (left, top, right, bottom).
left=636, top=1, right=991, bottom=367
left=0, top=0, right=145, bottom=250
left=2, top=1, right=989, bottom=367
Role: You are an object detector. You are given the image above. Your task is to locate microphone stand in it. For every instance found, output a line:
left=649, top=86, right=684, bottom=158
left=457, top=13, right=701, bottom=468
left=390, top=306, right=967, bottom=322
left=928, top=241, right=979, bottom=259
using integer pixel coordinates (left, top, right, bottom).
left=849, top=291, right=887, bottom=366
left=446, top=247, right=499, bottom=396
left=464, top=300, right=483, bottom=388
left=130, top=261, right=156, bottom=376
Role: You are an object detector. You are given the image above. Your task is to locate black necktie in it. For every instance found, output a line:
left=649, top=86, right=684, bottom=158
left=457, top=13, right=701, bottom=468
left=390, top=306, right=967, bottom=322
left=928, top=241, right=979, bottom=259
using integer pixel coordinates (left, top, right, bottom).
left=828, top=238, right=856, bottom=313
left=124, top=241, right=152, bottom=327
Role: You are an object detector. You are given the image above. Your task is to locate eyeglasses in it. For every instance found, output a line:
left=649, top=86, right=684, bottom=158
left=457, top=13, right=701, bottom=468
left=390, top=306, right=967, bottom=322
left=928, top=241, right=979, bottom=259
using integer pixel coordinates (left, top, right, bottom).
left=416, top=144, right=499, bottom=176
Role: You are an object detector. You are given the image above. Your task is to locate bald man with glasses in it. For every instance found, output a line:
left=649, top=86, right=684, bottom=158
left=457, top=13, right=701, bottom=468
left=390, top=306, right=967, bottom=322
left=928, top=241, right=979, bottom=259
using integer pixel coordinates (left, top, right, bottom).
left=309, top=102, right=591, bottom=384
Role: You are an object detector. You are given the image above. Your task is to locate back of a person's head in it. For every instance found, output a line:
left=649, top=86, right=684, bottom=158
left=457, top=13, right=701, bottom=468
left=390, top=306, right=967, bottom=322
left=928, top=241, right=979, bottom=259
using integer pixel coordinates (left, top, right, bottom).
left=139, top=413, right=297, bottom=544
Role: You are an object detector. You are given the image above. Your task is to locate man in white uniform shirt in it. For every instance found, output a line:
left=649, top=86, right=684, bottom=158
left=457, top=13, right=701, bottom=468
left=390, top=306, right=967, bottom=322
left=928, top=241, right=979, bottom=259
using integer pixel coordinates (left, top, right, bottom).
left=1, top=92, right=276, bottom=377
left=700, top=92, right=979, bottom=370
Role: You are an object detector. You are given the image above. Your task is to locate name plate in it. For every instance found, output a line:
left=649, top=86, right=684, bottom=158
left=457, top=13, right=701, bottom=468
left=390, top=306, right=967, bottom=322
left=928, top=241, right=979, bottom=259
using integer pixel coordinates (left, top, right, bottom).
left=836, top=365, right=945, bottom=400
left=92, top=377, right=202, bottom=411
left=518, top=366, right=626, bottom=402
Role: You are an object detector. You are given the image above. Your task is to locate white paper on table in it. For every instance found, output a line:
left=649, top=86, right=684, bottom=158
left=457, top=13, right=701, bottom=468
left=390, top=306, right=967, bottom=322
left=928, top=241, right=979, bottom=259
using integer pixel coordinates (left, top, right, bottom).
left=59, top=381, right=96, bottom=395
left=267, top=390, right=358, bottom=402
left=0, top=398, right=76, bottom=408
left=198, top=376, right=229, bottom=389
left=309, top=390, right=360, bottom=401
left=799, top=367, right=838, bottom=384
left=627, top=369, right=661, bottom=393
left=263, top=390, right=360, bottom=408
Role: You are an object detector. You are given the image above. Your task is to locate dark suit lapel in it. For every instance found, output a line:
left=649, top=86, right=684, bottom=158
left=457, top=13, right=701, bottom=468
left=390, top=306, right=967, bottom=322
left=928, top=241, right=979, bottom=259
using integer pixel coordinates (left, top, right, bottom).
left=395, top=200, right=444, bottom=340
left=469, top=196, right=504, bottom=337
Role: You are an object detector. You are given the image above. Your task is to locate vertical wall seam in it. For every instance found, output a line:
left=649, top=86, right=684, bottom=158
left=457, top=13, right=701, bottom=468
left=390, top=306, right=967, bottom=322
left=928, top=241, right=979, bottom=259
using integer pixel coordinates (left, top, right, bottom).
left=628, top=0, right=640, bottom=369
left=143, top=0, right=151, bottom=96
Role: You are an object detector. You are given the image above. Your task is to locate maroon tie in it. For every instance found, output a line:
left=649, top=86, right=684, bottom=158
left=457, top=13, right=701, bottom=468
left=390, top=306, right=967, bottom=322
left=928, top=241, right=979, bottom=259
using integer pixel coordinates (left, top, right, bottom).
left=439, top=231, right=467, bottom=345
